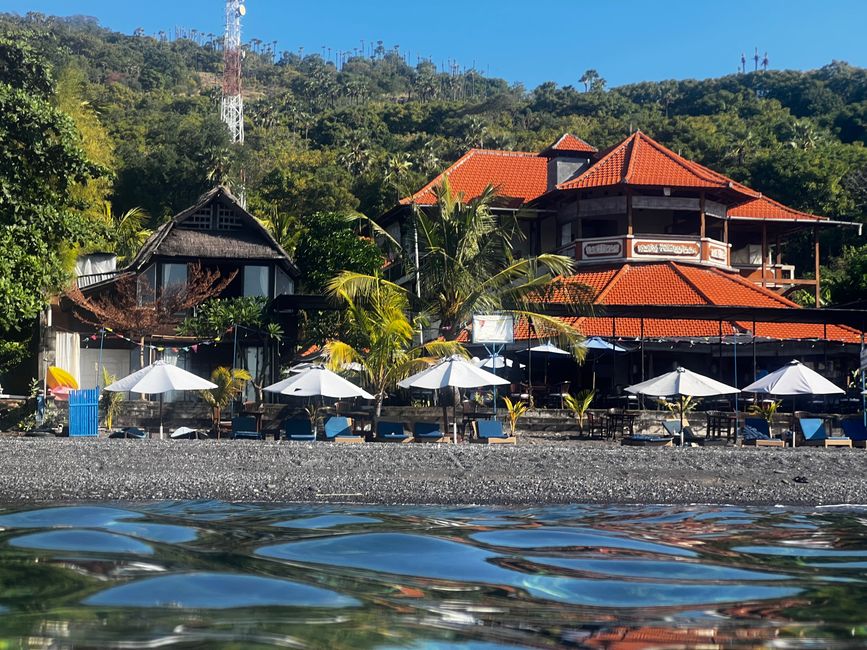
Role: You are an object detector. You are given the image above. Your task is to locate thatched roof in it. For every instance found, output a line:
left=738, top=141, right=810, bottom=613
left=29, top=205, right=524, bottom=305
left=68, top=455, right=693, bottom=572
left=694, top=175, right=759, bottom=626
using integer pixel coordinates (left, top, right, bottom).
left=127, top=186, right=299, bottom=276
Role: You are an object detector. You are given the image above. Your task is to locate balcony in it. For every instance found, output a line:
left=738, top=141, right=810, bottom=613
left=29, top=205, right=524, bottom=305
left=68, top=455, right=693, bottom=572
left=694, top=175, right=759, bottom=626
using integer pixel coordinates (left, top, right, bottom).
left=563, top=234, right=731, bottom=268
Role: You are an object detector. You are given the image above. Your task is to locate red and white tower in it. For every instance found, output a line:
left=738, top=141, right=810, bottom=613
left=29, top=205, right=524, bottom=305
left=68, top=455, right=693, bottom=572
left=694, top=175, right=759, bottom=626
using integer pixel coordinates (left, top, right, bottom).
left=221, top=0, right=245, bottom=144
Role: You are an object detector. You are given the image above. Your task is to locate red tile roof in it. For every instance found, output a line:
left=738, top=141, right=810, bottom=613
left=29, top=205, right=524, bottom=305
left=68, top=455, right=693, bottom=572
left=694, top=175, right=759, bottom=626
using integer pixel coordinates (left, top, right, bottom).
left=527, top=262, right=861, bottom=343
left=544, top=133, right=597, bottom=154
left=400, top=149, right=548, bottom=208
left=729, top=195, right=827, bottom=222
left=557, top=131, right=760, bottom=199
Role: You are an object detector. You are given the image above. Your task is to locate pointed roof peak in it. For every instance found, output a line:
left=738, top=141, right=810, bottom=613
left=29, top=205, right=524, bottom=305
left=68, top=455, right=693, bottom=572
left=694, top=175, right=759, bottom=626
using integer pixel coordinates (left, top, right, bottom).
left=542, top=133, right=597, bottom=156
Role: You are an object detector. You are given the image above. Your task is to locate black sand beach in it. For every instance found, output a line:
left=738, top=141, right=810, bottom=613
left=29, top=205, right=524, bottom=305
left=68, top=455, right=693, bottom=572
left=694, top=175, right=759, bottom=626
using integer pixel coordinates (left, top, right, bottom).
left=2, top=438, right=866, bottom=506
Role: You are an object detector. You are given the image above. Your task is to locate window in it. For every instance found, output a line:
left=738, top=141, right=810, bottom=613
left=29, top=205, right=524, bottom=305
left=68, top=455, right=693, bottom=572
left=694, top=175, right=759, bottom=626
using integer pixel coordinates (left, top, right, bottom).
left=137, top=264, right=156, bottom=305
left=244, top=265, right=269, bottom=297
left=274, top=267, right=294, bottom=296
left=217, top=206, right=242, bottom=230
left=161, top=263, right=188, bottom=291
left=181, top=207, right=212, bottom=230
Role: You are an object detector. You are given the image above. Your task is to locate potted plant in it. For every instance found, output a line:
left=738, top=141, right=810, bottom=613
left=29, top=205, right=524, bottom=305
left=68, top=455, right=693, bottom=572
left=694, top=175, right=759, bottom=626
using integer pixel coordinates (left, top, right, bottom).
left=659, top=395, right=701, bottom=427
left=100, top=367, right=124, bottom=430
left=748, top=399, right=780, bottom=422
left=502, top=396, right=528, bottom=438
left=200, top=367, right=252, bottom=438
left=563, top=389, right=595, bottom=436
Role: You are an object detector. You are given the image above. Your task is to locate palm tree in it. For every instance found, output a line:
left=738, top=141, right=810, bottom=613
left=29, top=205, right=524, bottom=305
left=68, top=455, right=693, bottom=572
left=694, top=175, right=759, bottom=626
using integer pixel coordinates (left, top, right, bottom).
left=384, top=153, right=413, bottom=201
left=258, top=207, right=300, bottom=255
left=346, top=178, right=590, bottom=353
left=200, top=367, right=252, bottom=437
left=103, top=203, right=152, bottom=262
left=324, top=272, right=462, bottom=430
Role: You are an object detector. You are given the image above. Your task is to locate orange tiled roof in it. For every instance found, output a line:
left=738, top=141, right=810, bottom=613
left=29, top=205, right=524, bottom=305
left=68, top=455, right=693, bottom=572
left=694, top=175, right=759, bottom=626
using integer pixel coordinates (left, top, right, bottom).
left=523, top=262, right=861, bottom=343
left=557, top=131, right=760, bottom=199
left=400, top=149, right=548, bottom=208
left=544, top=133, right=597, bottom=154
left=729, top=195, right=827, bottom=221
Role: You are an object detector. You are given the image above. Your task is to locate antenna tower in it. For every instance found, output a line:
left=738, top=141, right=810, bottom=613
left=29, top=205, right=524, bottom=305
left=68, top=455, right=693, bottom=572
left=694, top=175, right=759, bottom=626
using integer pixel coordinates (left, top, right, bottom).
left=221, top=0, right=245, bottom=145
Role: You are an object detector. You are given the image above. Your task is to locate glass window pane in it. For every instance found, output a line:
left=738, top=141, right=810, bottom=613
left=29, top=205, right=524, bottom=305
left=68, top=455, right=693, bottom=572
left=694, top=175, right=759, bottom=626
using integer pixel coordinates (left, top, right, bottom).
left=138, top=264, right=156, bottom=305
left=244, top=265, right=269, bottom=297
left=162, top=263, right=187, bottom=291
left=274, top=268, right=294, bottom=296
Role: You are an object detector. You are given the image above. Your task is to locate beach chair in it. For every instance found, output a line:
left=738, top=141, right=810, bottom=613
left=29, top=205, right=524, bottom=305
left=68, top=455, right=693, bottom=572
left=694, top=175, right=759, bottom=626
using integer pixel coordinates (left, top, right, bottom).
left=798, top=417, right=851, bottom=448
left=282, top=418, right=316, bottom=442
left=413, top=421, right=446, bottom=443
left=621, top=435, right=673, bottom=447
left=376, top=421, right=411, bottom=442
left=231, top=415, right=262, bottom=440
left=741, top=419, right=784, bottom=447
left=109, top=427, right=148, bottom=439
left=473, top=419, right=516, bottom=445
left=324, top=416, right=364, bottom=443
left=841, top=419, right=867, bottom=448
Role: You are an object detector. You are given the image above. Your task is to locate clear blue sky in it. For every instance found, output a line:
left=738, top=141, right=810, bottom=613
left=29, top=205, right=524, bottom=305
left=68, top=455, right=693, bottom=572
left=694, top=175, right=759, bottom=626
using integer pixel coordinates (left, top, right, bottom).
left=2, top=0, right=866, bottom=88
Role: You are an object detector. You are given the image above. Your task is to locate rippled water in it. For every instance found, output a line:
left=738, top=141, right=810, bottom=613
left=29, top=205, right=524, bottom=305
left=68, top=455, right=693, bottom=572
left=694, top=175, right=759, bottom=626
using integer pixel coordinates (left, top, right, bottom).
left=0, top=503, right=866, bottom=648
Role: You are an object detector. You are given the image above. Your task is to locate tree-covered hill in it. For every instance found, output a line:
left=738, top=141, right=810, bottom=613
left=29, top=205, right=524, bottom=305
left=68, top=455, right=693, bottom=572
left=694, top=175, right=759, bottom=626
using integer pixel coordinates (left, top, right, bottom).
left=3, top=11, right=866, bottom=303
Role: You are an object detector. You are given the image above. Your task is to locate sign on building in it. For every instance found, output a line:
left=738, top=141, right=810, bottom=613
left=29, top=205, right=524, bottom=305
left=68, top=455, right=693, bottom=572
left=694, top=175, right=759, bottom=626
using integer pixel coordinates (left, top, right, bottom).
left=472, top=315, right=515, bottom=344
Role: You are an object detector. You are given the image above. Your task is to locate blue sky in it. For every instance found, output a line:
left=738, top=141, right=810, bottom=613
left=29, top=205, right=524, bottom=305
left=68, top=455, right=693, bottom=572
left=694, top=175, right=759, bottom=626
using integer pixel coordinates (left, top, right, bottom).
left=2, top=0, right=866, bottom=88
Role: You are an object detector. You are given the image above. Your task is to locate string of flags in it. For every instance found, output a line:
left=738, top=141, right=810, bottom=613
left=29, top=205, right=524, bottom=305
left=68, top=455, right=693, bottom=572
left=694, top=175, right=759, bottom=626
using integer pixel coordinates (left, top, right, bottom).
left=81, top=326, right=235, bottom=353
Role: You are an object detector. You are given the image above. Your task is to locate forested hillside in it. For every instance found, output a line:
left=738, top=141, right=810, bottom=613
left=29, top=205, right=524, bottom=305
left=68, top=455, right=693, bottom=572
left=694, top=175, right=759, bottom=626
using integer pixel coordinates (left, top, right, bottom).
left=4, top=11, right=867, bottom=305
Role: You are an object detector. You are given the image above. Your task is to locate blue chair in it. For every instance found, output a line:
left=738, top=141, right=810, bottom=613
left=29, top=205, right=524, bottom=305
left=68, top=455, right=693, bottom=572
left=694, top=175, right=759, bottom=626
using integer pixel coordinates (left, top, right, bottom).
left=744, top=417, right=771, bottom=438
left=324, top=416, right=364, bottom=443
left=799, top=417, right=851, bottom=447
left=231, top=416, right=261, bottom=440
left=282, top=418, right=315, bottom=442
left=842, top=419, right=867, bottom=448
left=413, top=421, right=446, bottom=443
left=474, top=419, right=515, bottom=444
left=376, top=421, right=410, bottom=442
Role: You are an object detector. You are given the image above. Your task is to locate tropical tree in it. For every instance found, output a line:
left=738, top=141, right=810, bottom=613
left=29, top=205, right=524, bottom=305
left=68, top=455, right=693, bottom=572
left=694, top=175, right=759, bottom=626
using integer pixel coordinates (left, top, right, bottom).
left=100, top=367, right=123, bottom=429
left=563, top=389, right=595, bottom=435
left=102, top=203, right=152, bottom=262
left=502, top=396, right=528, bottom=437
left=346, top=178, right=590, bottom=355
left=200, top=366, right=252, bottom=436
left=324, top=271, right=462, bottom=430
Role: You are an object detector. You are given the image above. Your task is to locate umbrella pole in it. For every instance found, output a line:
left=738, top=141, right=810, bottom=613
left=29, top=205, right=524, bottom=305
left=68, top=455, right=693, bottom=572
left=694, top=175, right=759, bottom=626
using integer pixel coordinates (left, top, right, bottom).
left=680, top=399, right=685, bottom=447
left=159, top=393, right=164, bottom=440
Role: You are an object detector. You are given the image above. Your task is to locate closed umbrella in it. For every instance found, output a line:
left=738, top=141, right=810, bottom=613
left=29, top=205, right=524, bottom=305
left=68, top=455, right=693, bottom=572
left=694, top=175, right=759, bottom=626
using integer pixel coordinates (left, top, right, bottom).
left=105, top=360, right=217, bottom=438
left=398, top=355, right=509, bottom=443
left=625, top=367, right=740, bottom=445
left=742, top=360, right=844, bottom=447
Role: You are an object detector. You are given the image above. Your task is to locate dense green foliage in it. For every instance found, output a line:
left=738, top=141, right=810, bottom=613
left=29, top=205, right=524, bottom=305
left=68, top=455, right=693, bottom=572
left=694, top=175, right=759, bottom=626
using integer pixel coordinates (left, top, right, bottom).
left=2, top=12, right=866, bottom=306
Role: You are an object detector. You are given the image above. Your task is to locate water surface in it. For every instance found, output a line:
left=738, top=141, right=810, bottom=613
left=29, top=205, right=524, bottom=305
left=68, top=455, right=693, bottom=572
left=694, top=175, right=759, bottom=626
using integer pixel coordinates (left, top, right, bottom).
left=0, top=501, right=864, bottom=647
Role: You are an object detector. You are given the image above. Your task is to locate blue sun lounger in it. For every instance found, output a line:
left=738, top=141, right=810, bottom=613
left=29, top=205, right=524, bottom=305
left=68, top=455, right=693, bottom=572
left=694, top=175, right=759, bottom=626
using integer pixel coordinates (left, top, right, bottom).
left=842, top=419, right=867, bottom=448
left=376, top=421, right=410, bottom=442
left=231, top=415, right=262, bottom=440
left=324, top=416, right=364, bottom=443
left=413, top=421, right=446, bottom=443
left=741, top=418, right=784, bottom=447
left=473, top=419, right=516, bottom=444
left=282, top=418, right=315, bottom=442
left=799, top=417, right=851, bottom=447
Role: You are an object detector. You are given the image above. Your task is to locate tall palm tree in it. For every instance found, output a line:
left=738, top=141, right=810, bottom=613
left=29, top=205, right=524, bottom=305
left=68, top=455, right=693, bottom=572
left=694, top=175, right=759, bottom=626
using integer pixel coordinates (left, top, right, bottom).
left=384, top=153, right=413, bottom=202
left=103, top=203, right=152, bottom=263
left=345, top=178, right=591, bottom=354
left=325, top=272, right=462, bottom=429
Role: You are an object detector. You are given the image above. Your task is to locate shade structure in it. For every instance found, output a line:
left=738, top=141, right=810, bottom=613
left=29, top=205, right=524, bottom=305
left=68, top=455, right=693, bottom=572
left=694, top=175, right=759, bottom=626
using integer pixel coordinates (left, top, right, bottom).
left=742, top=360, right=844, bottom=396
left=104, top=360, right=217, bottom=437
left=582, top=337, right=628, bottom=352
left=399, top=356, right=510, bottom=443
left=626, top=368, right=740, bottom=446
left=264, top=366, right=374, bottom=400
left=528, top=342, right=571, bottom=355
left=46, top=366, right=78, bottom=390
left=398, top=356, right=510, bottom=391
left=474, top=355, right=523, bottom=370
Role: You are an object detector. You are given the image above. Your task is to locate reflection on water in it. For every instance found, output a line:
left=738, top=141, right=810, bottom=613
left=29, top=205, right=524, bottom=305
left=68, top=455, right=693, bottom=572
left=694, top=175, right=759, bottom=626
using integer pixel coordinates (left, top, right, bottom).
left=0, top=503, right=864, bottom=647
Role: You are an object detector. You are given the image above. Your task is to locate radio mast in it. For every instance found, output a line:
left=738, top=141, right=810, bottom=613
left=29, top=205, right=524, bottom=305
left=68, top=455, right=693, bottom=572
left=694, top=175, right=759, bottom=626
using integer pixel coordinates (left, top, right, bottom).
left=221, top=0, right=245, bottom=145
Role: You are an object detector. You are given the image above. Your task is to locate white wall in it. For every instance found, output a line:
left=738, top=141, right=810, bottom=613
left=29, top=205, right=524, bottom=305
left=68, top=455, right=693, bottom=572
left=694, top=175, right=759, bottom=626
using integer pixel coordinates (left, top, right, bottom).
left=80, top=348, right=131, bottom=390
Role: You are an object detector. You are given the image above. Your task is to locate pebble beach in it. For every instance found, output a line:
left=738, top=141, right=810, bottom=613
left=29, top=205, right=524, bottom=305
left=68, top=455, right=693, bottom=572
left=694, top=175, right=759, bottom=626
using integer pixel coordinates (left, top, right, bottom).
left=2, top=437, right=866, bottom=506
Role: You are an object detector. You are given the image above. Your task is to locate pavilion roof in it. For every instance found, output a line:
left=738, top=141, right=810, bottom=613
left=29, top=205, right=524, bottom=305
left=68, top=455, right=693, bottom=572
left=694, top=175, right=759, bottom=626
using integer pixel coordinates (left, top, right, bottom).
left=728, top=194, right=828, bottom=222
left=541, top=133, right=597, bottom=155
left=556, top=131, right=760, bottom=199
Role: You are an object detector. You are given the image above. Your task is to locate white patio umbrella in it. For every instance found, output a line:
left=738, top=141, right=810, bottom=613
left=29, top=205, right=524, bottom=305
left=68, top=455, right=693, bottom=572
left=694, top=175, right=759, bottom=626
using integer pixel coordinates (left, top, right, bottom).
left=264, top=365, right=374, bottom=400
left=105, top=360, right=217, bottom=438
left=474, top=355, right=523, bottom=370
left=742, top=360, right=844, bottom=447
left=398, top=355, right=510, bottom=443
left=625, top=367, right=740, bottom=445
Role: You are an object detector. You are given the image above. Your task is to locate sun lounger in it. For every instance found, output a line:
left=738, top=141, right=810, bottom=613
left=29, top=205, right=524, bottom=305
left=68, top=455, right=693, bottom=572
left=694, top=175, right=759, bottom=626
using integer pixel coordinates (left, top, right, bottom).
left=170, top=426, right=208, bottom=440
left=741, top=422, right=784, bottom=447
left=842, top=419, right=867, bottom=448
left=282, top=418, right=316, bottom=442
left=473, top=419, right=516, bottom=444
left=799, top=417, right=851, bottom=448
left=231, top=415, right=262, bottom=440
left=109, top=427, right=148, bottom=439
left=621, top=435, right=673, bottom=447
left=324, top=416, right=364, bottom=443
left=375, top=421, right=411, bottom=442
left=413, top=421, right=446, bottom=443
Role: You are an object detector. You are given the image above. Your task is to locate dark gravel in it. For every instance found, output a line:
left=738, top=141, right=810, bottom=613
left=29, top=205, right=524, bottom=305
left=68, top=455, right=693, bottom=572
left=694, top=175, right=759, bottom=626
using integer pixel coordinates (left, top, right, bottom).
left=1, top=438, right=865, bottom=506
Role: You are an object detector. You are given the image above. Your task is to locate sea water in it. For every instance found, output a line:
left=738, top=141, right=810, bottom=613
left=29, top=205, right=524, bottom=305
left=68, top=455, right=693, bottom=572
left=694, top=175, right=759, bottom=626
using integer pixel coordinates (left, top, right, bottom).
left=0, top=502, right=865, bottom=648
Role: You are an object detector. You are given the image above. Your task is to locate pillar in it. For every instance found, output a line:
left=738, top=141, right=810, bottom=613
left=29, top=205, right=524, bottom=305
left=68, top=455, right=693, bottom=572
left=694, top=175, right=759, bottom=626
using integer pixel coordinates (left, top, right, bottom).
left=814, top=226, right=821, bottom=307
left=761, top=222, right=768, bottom=288
left=626, top=191, right=633, bottom=236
